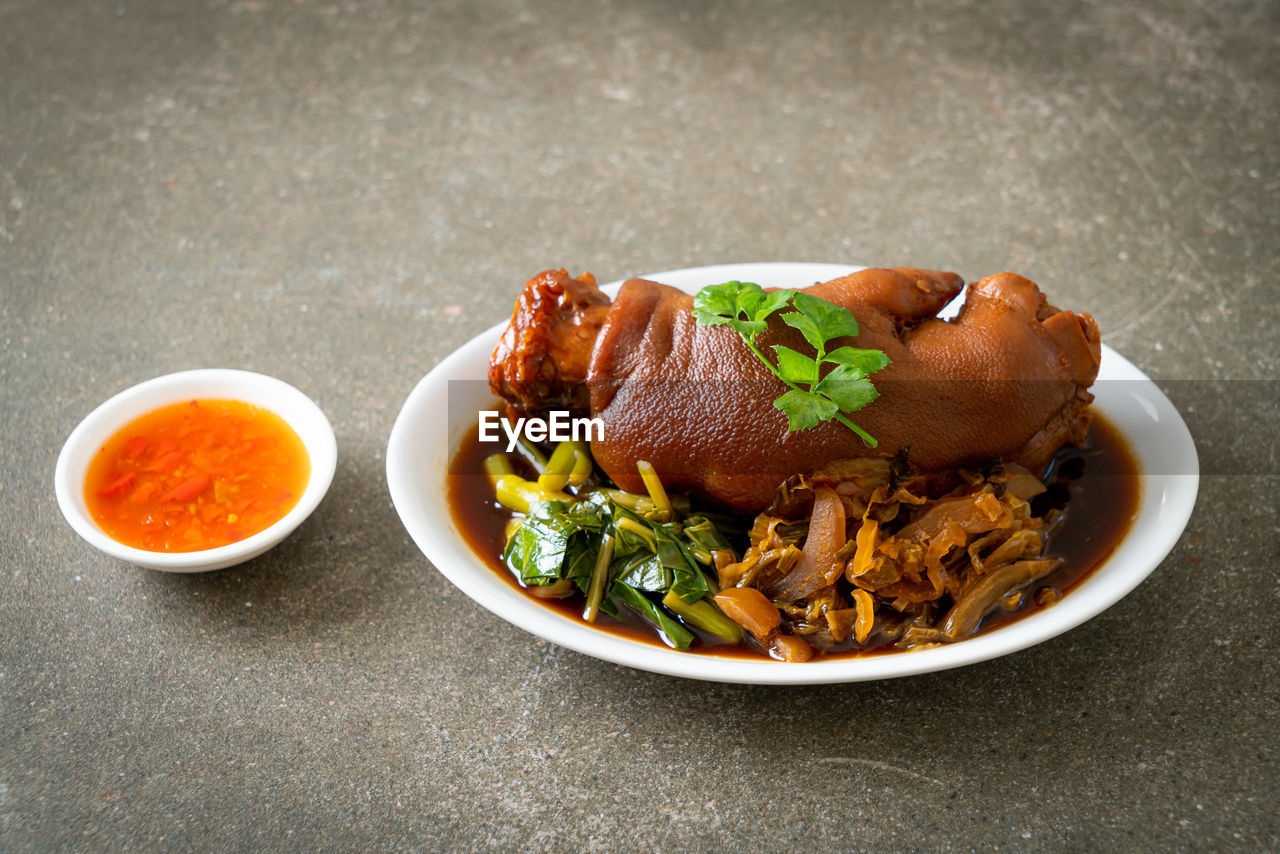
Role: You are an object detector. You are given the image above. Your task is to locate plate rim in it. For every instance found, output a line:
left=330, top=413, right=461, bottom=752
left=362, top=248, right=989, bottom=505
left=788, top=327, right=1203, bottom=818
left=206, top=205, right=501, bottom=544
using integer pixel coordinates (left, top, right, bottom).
left=386, top=262, right=1200, bottom=684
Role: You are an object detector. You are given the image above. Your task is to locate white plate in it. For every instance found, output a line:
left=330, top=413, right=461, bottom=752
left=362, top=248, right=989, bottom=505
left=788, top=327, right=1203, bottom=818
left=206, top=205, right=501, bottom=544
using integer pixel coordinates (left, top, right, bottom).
left=386, top=263, right=1199, bottom=684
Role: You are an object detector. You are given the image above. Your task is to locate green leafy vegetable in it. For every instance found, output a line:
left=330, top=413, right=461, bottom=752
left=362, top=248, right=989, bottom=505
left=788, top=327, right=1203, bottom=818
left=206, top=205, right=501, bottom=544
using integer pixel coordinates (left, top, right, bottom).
left=495, top=445, right=744, bottom=651
left=614, top=552, right=669, bottom=592
left=655, top=523, right=714, bottom=604
left=501, top=500, right=575, bottom=585
left=563, top=536, right=599, bottom=594
left=691, top=280, right=889, bottom=446
left=565, top=491, right=610, bottom=529
left=611, top=584, right=695, bottom=650
left=683, top=515, right=737, bottom=552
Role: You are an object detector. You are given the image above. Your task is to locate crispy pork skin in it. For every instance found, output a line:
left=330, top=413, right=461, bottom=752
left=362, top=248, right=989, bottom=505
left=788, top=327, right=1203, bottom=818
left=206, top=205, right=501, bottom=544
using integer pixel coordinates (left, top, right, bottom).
left=490, top=267, right=1101, bottom=512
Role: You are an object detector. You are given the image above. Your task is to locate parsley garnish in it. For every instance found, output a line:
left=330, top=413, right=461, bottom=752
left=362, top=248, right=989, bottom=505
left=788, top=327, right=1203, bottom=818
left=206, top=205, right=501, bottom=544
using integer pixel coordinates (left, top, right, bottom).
left=691, top=281, right=888, bottom=446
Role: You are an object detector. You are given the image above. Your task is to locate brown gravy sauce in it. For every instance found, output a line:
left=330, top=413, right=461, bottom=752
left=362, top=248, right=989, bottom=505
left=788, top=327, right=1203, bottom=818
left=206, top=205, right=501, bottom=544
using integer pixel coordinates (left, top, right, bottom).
left=446, top=413, right=1141, bottom=659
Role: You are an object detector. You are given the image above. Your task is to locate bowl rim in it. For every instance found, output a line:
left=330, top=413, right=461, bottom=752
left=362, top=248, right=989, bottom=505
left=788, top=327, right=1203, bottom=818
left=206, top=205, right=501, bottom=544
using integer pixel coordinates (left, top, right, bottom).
left=55, top=368, right=338, bottom=572
left=386, top=262, right=1200, bottom=684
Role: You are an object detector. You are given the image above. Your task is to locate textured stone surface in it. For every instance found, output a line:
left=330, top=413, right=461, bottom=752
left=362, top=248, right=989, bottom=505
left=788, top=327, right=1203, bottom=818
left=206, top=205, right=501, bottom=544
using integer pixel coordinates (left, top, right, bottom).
left=2, top=0, right=1277, bottom=850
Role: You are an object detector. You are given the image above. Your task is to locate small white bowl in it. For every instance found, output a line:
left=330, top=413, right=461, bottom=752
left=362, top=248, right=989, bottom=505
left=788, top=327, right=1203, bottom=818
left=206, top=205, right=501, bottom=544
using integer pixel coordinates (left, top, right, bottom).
left=55, top=369, right=337, bottom=572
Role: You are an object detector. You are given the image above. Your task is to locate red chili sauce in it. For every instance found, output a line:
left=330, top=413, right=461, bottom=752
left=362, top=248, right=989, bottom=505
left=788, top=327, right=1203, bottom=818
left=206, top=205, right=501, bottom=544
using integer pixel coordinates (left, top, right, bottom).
left=85, top=399, right=310, bottom=552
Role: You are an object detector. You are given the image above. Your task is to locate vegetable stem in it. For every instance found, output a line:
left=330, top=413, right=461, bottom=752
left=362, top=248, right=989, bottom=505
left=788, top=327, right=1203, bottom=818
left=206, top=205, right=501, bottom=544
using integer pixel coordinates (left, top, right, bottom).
left=636, top=460, right=674, bottom=518
left=615, top=517, right=657, bottom=550
left=662, top=590, right=743, bottom=643
left=834, top=413, right=877, bottom=447
left=482, top=454, right=515, bottom=489
left=494, top=474, right=572, bottom=513
left=529, top=578, right=575, bottom=599
left=567, top=441, right=593, bottom=487
left=686, top=544, right=713, bottom=566
left=599, top=488, right=654, bottom=513
left=538, top=441, right=578, bottom=492
left=582, top=533, right=615, bottom=623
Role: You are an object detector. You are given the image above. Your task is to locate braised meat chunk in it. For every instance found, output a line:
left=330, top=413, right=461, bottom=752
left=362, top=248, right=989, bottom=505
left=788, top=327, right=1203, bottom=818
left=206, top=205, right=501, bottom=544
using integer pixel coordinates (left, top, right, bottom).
left=489, top=267, right=1101, bottom=512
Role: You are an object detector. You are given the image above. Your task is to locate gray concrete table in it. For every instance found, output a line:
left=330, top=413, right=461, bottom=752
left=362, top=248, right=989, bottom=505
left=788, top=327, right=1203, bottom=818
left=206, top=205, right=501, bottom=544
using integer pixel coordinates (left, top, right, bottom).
left=3, top=1, right=1276, bottom=850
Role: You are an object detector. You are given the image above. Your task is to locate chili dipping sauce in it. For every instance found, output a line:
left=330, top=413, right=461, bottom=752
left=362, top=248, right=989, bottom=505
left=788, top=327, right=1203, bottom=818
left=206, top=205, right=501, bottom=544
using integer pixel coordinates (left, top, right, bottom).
left=85, top=399, right=310, bottom=552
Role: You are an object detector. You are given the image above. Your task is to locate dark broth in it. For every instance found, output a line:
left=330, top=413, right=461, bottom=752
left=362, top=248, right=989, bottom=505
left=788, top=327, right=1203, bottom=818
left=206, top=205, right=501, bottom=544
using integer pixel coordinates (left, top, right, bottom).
left=446, top=414, right=1141, bottom=658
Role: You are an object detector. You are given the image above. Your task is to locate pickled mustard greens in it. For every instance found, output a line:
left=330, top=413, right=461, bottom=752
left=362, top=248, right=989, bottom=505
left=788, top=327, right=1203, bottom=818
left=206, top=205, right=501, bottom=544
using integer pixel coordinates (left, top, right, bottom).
left=691, top=281, right=889, bottom=446
left=490, top=441, right=742, bottom=650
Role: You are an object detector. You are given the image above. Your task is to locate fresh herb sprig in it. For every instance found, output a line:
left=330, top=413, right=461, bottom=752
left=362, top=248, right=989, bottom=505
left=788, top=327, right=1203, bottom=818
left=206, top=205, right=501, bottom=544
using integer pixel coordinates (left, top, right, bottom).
left=692, top=281, right=889, bottom=446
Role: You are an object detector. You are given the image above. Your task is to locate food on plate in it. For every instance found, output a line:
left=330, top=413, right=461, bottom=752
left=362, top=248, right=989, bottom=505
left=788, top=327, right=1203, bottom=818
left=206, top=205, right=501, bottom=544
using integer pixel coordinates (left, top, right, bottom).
left=85, top=399, right=310, bottom=552
left=453, top=266, right=1135, bottom=661
left=491, top=267, right=1101, bottom=511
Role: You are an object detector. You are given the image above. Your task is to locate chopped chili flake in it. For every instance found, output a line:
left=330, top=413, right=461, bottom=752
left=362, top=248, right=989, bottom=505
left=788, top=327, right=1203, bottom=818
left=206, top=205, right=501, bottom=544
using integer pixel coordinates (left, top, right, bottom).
left=84, top=399, right=310, bottom=552
left=148, top=450, right=184, bottom=474
left=97, top=472, right=135, bottom=499
left=162, top=474, right=211, bottom=503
